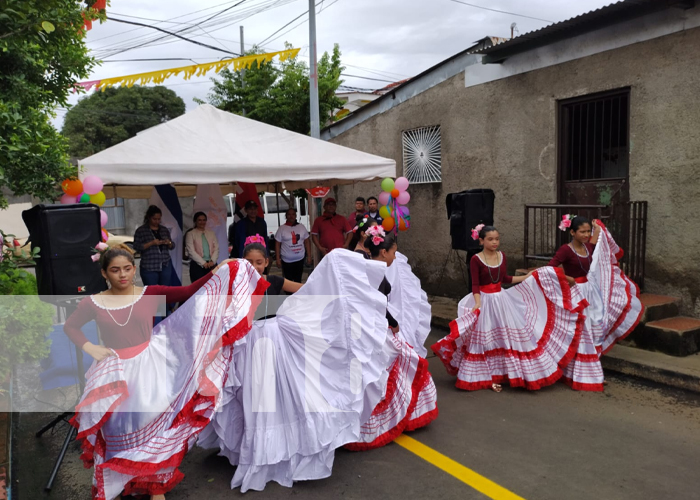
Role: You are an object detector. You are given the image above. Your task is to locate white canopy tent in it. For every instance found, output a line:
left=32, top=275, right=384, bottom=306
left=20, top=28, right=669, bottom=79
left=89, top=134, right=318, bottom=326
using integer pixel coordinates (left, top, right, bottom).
left=80, top=104, right=396, bottom=198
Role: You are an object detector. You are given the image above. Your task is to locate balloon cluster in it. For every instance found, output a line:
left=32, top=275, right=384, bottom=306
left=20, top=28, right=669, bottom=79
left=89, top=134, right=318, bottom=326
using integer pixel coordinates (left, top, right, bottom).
left=60, top=176, right=110, bottom=242
left=377, top=177, right=410, bottom=233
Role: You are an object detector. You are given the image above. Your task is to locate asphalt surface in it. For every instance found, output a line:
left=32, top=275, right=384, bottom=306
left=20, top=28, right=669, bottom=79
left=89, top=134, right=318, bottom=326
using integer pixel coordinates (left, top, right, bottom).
left=12, top=329, right=700, bottom=500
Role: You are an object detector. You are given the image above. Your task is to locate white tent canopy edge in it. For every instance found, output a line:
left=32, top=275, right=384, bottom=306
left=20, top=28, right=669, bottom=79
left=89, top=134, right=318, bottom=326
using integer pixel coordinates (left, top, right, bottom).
left=79, top=104, right=396, bottom=199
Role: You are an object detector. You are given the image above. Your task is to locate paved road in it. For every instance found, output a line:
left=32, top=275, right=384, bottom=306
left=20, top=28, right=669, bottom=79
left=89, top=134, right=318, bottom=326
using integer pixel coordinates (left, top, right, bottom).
left=13, top=330, right=700, bottom=500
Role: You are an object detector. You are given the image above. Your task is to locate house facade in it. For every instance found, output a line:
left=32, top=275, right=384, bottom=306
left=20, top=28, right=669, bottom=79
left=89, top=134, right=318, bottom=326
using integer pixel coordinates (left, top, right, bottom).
left=322, top=0, right=700, bottom=315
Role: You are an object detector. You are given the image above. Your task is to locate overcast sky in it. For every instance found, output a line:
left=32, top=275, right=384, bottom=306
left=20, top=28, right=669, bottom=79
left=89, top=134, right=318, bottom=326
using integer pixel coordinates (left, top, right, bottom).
left=54, top=0, right=613, bottom=127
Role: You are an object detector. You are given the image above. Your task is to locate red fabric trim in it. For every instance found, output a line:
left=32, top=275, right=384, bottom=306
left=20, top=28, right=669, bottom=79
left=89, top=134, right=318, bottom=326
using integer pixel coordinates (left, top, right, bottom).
left=405, top=406, right=439, bottom=432
left=561, top=376, right=604, bottom=392
left=123, top=470, right=185, bottom=496
left=615, top=248, right=625, bottom=261
left=480, top=283, right=502, bottom=294
left=113, top=341, right=150, bottom=359
left=74, top=380, right=128, bottom=411
left=455, top=369, right=563, bottom=391
left=169, top=392, right=216, bottom=430
left=601, top=272, right=645, bottom=355
left=430, top=310, right=480, bottom=377
left=551, top=266, right=573, bottom=311
left=345, top=356, right=430, bottom=451
left=222, top=277, right=268, bottom=346
left=574, top=276, right=588, bottom=284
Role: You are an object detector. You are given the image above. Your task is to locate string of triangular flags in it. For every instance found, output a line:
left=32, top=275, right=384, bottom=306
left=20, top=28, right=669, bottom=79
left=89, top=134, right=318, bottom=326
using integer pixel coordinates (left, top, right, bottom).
left=75, top=48, right=301, bottom=92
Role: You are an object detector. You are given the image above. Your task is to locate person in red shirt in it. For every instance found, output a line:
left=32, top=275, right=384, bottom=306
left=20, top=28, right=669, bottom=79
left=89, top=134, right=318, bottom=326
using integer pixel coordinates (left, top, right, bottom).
left=346, top=196, right=366, bottom=228
left=310, top=197, right=352, bottom=256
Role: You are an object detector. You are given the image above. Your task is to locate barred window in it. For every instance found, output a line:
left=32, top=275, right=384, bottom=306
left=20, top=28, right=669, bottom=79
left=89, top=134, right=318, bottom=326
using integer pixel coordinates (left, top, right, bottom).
left=402, top=125, right=442, bottom=183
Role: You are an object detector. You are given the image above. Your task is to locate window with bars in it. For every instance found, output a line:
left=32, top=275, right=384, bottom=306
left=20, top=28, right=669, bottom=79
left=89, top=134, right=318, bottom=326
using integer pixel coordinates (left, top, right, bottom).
left=402, top=125, right=442, bottom=183
left=559, top=90, right=630, bottom=181
left=102, top=197, right=125, bottom=232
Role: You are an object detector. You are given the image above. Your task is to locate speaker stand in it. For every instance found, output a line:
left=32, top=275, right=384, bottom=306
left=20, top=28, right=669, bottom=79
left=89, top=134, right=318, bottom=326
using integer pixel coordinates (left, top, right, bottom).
left=34, top=299, right=86, bottom=491
left=435, top=248, right=471, bottom=295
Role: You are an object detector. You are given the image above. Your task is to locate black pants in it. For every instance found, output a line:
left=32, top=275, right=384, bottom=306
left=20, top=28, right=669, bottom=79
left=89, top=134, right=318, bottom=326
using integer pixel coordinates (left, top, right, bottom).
left=189, top=261, right=209, bottom=283
left=281, top=259, right=305, bottom=283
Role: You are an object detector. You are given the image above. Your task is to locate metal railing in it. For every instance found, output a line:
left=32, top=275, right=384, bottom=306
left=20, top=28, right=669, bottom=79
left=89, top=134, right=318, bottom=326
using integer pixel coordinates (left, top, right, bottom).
left=523, top=202, right=647, bottom=289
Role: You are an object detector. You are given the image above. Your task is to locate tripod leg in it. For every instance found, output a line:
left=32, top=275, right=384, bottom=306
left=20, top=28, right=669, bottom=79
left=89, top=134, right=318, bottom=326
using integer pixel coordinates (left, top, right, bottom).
left=35, top=412, right=72, bottom=438
left=45, top=424, right=77, bottom=491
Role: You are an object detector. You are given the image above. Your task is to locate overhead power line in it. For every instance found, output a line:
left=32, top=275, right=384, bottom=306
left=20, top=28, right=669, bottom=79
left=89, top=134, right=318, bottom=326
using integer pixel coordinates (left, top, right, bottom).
left=107, top=16, right=240, bottom=56
left=448, top=0, right=553, bottom=23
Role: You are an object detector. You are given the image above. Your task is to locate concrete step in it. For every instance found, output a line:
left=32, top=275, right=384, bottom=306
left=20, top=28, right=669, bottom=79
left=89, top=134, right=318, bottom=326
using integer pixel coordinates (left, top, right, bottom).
left=515, top=267, right=539, bottom=276
left=633, top=317, right=700, bottom=357
left=639, top=293, right=681, bottom=322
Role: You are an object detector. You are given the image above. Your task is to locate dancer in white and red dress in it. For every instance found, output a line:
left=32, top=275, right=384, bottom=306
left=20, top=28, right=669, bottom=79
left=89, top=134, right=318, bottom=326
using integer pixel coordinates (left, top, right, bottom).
left=345, top=224, right=437, bottom=450
left=64, top=244, right=266, bottom=500
left=549, top=215, right=644, bottom=391
left=198, top=243, right=395, bottom=492
left=431, top=225, right=588, bottom=392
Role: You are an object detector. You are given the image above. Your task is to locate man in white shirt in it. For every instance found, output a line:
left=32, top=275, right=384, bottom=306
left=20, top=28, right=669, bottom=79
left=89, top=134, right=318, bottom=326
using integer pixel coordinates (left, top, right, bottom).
left=275, top=208, right=311, bottom=283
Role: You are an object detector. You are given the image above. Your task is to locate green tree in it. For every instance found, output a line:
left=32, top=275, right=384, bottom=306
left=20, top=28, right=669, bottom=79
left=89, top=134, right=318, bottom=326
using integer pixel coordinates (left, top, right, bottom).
left=0, top=0, right=100, bottom=208
left=199, top=43, right=345, bottom=135
left=62, top=85, right=187, bottom=157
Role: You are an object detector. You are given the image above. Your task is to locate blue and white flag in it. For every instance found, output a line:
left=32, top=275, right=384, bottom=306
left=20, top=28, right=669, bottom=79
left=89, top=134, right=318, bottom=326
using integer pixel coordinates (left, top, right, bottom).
left=150, top=184, right=183, bottom=286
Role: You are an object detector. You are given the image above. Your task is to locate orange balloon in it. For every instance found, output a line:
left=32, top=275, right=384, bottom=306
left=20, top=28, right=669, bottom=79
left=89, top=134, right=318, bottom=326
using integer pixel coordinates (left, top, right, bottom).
left=61, top=178, right=83, bottom=197
left=391, top=189, right=400, bottom=198
left=399, top=218, right=408, bottom=231
left=382, top=217, right=395, bottom=232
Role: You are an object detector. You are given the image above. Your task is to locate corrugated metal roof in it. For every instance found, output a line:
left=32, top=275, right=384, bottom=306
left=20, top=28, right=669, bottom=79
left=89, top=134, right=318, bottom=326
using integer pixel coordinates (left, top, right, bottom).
left=477, top=0, right=694, bottom=63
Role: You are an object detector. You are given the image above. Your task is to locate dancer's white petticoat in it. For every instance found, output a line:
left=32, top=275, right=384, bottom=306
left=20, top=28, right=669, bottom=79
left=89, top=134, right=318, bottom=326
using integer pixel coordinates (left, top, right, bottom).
left=432, top=266, right=587, bottom=391
left=71, top=261, right=266, bottom=500
left=561, top=221, right=645, bottom=391
left=197, top=250, right=396, bottom=492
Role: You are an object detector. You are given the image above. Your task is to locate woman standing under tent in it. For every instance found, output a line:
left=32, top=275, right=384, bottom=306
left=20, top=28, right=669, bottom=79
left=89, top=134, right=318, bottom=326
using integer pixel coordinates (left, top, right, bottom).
left=133, top=205, right=175, bottom=287
left=431, top=225, right=588, bottom=393
left=63, top=244, right=266, bottom=500
left=548, top=216, right=644, bottom=391
left=198, top=244, right=396, bottom=492
left=185, top=211, right=219, bottom=283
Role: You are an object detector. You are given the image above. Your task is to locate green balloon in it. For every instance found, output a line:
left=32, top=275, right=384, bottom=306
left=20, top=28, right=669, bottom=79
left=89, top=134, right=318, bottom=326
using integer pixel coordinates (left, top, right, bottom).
left=79, top=193, right=90, bottom=203
left=379, top=205, right=390, bottom=219
left=381, top=177, right=395, bottom=192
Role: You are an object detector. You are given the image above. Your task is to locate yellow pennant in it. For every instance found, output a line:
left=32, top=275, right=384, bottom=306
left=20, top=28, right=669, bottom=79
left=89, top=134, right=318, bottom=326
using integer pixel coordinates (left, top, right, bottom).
left=95, top=48, right=301, bottom=90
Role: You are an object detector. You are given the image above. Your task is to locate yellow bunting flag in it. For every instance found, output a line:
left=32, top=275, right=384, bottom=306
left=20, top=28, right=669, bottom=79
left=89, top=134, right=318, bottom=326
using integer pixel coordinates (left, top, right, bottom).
left=92, top=48, right=301, bottom=91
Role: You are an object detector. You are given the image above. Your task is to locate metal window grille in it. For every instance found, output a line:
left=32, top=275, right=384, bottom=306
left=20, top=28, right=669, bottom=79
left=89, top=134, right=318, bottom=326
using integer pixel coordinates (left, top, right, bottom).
left=560, top=90, right=630, bottom=181
left=402, top=125, right=442, bottom=183
left=102, top=197, right=125, bottom=233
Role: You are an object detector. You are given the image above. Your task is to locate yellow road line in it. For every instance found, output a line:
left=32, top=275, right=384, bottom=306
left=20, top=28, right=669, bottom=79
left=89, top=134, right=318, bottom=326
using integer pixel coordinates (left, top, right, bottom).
left=394, top=435, right=526, bottom=500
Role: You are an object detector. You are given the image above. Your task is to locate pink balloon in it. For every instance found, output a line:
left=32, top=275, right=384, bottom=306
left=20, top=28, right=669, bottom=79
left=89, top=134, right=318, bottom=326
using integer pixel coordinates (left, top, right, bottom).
left=378, top=192, right=390, bottom=206
left=395, top=177, right=409, bottom=192
left=397, top=191, right=411, bottom=205
left=82, top=176, right=104, bottom=195
left=100, top=209, right=108, bottom=227
left=60, top=193, right=74, bottom=205
left=101, top=229, right=109, bottom=242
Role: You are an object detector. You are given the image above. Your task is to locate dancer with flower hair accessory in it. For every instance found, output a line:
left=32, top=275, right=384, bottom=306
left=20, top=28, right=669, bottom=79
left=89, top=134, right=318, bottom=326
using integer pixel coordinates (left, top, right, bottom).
left=345, top=226, right=438, bottom=451
left=431, top=225, right=588, bottom=392
left=64, top=244, right=266, bottom=500
left=548, top=216, right=644, bottom=391
left=198, top=244, right=398, bottom=491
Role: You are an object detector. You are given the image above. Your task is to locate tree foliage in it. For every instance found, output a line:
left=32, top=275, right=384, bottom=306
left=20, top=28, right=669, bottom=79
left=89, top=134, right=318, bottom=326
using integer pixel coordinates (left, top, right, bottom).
left=198, top=43, right=345, bottom=135
left=0, top=0, right=100, bottom=208
left=62, top=85, right=187, bottom=157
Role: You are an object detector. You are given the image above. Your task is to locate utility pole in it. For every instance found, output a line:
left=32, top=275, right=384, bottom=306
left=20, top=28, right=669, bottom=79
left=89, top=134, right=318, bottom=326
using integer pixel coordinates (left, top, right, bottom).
left=308, top=0, right=321, bottom=266
left=240, top=25, right=246, bottom=116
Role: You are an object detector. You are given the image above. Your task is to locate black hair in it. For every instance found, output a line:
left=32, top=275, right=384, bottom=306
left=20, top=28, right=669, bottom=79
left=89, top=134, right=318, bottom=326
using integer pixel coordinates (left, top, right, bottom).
left=570, top=216, right=592, bottom=233
left=364, top=231, right=397, bottom=258
left=193, top=211, right=207, bottom=223
left=101, top=244, right=136, bottom=272
left=348, top=215, right=378, bottom=250
left=355, top=196, right=366, bottom=203
left=367, top=196, right=378, bottom=204
left=144, top=205, right=162, bottom=225
left=479, top=225, right=498, bottom=239
left=243, top=242, right=268, bottom=258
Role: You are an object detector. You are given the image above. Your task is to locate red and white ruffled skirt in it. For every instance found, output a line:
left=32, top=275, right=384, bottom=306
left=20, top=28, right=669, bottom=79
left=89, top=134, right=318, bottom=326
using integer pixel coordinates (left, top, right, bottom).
left=431, top=266, right=587, bottom=391
left=70, top=261, right=266, bottom=500
left=561, top=222, right=645, bottom=391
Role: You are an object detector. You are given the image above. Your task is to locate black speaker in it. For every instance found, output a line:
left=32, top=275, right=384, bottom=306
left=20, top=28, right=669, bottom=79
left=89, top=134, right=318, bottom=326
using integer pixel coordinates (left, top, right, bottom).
left=445, top=189, right=495, bottom=251
left=22, top=204, right=107, bottom=297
